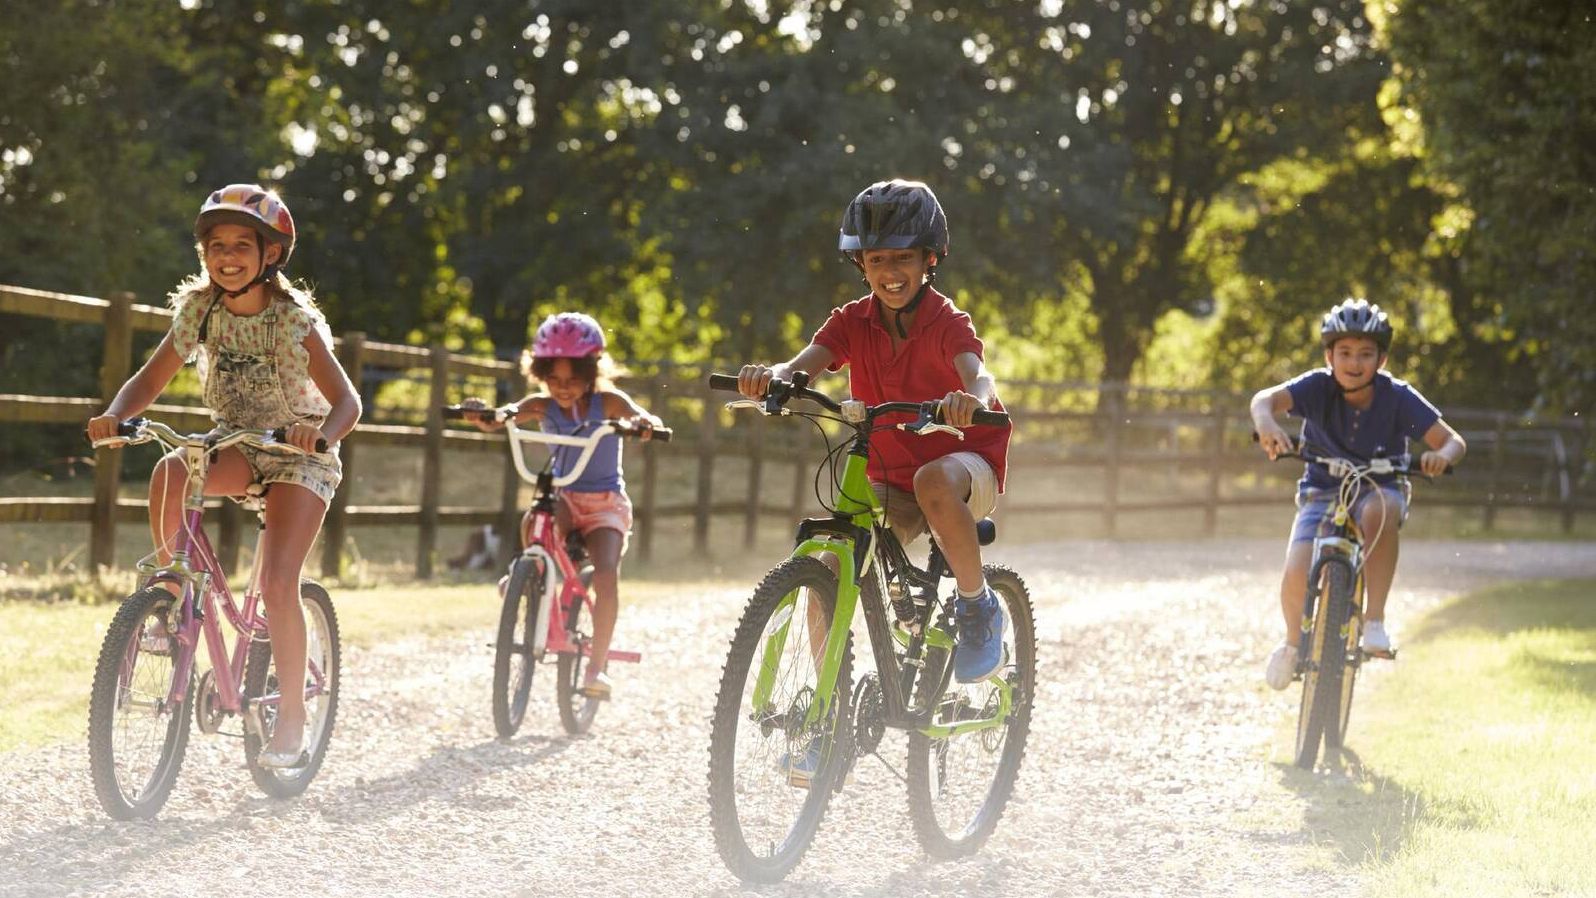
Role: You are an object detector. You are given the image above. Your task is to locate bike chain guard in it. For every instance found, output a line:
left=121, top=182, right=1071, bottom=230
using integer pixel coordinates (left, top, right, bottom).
left=851, top=673, right=887, bottom=756
left=194, top=669, right=226, bottom=735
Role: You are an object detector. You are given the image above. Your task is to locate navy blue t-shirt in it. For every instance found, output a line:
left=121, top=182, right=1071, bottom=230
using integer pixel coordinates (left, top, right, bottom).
left=1285, top=370, right=1442, bottom=490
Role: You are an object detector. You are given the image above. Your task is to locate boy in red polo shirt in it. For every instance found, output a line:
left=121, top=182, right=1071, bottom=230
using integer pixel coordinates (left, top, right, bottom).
left=737, top=178, right=1012, bottom=683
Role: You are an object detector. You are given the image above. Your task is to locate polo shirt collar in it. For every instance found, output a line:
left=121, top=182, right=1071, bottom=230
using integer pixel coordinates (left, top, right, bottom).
left=858, top=286, right=948, bottom=337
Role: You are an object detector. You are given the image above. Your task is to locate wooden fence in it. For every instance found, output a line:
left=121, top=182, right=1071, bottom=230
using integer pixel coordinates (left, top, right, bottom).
left=3, top=283, right=1592, bottom=579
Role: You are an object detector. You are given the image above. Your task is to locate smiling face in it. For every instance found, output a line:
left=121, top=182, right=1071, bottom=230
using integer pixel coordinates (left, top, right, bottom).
left=858, top=247, right=936, bottom=310
left=539, top=357, right=595, bottom=408
left=1324, top=335, right=1385, bottom=392
left=202, top=223, right=280, bottom=293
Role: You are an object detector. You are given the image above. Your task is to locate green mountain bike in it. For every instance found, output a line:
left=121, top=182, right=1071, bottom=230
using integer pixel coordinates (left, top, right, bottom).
left=704, top=372, right=1036, bottom=883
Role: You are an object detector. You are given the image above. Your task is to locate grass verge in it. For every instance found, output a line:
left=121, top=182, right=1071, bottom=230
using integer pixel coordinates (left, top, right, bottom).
left=1277, top=578, right=1596, bottom=897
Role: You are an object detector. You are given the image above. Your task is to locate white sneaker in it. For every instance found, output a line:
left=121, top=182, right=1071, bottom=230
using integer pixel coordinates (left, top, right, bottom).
left=1361, top=620, right=1392, bottom=654
left=1265, top=643, right=1298, bottom=691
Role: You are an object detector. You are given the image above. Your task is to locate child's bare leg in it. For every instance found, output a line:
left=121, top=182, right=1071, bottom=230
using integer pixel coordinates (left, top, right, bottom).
left=147, top=449, right=252, bottom=597
left=1357, top=499, right=1401, bottom=622
left=1278, top=540, right=1314, bottom=645
left=582, top=528, right=624, bottom=681
left=912, top=458, right=981, bottom=592
left=257, top=483, right=328, bottom=754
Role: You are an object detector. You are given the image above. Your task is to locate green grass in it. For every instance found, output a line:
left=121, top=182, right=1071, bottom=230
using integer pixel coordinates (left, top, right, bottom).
left=0, top=576, right=727, bottom=753
left=1277, top=578, right=1596, bottom=897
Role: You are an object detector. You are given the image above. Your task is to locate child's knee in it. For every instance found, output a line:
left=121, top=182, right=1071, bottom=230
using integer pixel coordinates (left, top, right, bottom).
left=911, top=460, right=963, bottom=504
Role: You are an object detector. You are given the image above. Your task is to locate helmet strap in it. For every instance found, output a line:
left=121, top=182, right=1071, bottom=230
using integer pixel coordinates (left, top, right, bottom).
left=881, top=282, right=930, bottom=339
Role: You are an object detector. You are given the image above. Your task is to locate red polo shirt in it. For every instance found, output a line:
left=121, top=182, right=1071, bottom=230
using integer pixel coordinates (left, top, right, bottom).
left=812, top=287, right=1011, bottom=493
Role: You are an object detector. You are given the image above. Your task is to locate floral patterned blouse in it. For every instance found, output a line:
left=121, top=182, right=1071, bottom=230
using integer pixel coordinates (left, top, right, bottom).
left=167, top=289, right=335, bottom=422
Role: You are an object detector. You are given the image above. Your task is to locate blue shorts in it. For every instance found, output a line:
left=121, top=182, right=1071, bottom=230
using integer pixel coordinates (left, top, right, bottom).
left=1290, top=482, right=1410, bottom=544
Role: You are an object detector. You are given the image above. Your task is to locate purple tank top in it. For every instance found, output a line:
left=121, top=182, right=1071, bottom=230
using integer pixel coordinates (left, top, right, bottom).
left=540, top=394, right=623, bottom=493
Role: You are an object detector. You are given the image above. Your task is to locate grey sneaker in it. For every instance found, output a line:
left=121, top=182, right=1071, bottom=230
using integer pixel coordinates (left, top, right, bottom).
left=1265, top=643, right=1298, bottom=691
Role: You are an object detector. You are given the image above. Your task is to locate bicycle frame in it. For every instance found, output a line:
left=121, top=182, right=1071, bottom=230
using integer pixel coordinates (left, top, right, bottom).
left=502, top=418, right=640, bottom=665
left=119, top=426, right=330, bottom=728
left=750, top=419, right=1012, bottom=741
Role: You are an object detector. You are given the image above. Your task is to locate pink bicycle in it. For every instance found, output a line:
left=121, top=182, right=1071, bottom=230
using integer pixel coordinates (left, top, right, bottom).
left=444, top=405, right=670, bottom=737
left=86, top=417, right=339, bottom=819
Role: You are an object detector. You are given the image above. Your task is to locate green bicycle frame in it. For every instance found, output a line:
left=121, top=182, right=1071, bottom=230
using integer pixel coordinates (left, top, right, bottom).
left=749, top=441, right=1012, bottom=740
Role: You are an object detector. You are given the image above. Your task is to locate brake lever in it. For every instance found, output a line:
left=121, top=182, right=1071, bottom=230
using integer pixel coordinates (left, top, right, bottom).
left=724, top=398, right=774, bottom=414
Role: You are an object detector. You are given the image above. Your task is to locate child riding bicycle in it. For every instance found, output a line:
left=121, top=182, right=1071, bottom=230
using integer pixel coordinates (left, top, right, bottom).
left=736, top=178, right=1012, bottom=684
left=461, top=311, right=663, bottom=701
left=85, top=184, right=362, bottom=767
left=1251, top=298, right=1466, bottom=690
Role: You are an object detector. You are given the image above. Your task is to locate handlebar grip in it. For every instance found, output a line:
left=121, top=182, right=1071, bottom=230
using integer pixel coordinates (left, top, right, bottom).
left=707, top=373, right=741, bottom=393
left=268, top=427, right=329, bottom=453
left=647, top=426, right=673, bottom=443
left=117, top=418, right=145, bottom=437
left=441, top=405, right=470, bottom=421
left=971, top=409, right=1009, bottom=427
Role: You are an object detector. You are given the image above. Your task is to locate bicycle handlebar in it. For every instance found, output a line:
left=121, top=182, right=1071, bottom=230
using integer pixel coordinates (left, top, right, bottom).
left=1251, top=432, right=1450, bottom=478
left=708, top=372, right=1010, bottom=428
left=440, top=405, right=672, bottom=442
left=97, top=417, right=327, bottom=454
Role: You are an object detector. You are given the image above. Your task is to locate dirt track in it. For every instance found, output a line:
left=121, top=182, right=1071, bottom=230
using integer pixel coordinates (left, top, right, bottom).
left=2, top=539, right=1591, bottom=898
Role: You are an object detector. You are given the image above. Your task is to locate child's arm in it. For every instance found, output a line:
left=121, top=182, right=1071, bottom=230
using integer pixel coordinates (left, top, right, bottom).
left=303, top=331, right=362, bottom=452
left=737, top=344, right=836, bottom=399
left=600, top=390, right=665, bottom=438
left=942, top=351, right=998, bottom=427
left=1249, top=383, right=1295, bottom=460
left=1418, top=420, right=1466, bottom=477
left=460, top=394, right=549, bottom=431
left=85, top=335, right=185, bottom=442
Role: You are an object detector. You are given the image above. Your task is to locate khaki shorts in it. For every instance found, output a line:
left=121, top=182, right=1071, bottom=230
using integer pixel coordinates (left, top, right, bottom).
left=869, top=452, right=999, bottom=544
left=237, top=443, right=343, bottom=505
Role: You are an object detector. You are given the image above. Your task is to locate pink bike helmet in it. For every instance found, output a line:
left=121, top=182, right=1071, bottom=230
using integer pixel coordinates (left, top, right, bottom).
left=194, top=184, right=297, bottom=267
left=532, top=312, right=606, bottom=358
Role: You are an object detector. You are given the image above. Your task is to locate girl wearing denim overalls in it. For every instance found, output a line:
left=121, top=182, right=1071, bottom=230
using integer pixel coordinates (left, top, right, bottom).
left=87, top=184, right=362, bottom=767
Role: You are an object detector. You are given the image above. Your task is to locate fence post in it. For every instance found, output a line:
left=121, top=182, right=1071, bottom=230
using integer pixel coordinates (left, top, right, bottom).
left=1484, top=412, right=1508, bottom=531
left=1102, top=383, right=1122, bottom=538
left=417, top=343, right=448, bottom=578
left=637, top=373, right=666, bottom=564
left=744, top=414, right=764, bottom=549
left=90, top=291, right=135, bottom=571
left=1204, top=401, right=1226, bottom=537
left=694, top=381, right=718, bottom=557
left=322, top=331, right=365, bottom=579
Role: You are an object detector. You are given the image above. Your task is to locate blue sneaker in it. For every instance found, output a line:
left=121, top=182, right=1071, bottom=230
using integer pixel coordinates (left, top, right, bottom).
left=953, top=588, right=1006, bottom=683
left=778, top=738, right=823, bottom=789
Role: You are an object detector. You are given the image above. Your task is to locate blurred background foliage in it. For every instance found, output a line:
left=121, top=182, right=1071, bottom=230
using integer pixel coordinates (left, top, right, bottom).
left=2, top=0, right=1591, bottom=472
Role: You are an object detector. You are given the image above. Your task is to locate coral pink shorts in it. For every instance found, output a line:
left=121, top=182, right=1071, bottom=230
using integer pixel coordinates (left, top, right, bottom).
left=559, top=489, right=633, bottom=542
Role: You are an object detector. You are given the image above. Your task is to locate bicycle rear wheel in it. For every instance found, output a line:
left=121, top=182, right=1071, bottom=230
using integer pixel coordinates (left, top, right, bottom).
left=707, top=556, right=853, bottom=883
left=87, top=586, right=194, bottom=820
left=906, top=565, right=1036, bottom=858
left=244, top=581, right=342, bottom=797
left=556, top=565, right=599, bottom=735
left=1293, top=561, right=1352, bottom=769
left=492, top=556, right=543, bottom=738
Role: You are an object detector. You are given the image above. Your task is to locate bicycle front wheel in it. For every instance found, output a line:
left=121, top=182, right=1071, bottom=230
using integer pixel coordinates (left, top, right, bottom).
left=1293, top=561, right=1352, bottom=769
left=492, top=556, right=543, bottom=738
left=244, top=581, right=341, bottom=797
left=87, top=586, right=194, bottom=820
left=556, top=565, right=599, bottom=735
left=707, top=556, right=854, bottom=884
left=906, top=564, right=1036, bottom=858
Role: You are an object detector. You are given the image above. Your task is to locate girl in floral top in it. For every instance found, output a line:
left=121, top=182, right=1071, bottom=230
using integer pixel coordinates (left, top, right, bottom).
left=87, top=184, right=362, bottom=769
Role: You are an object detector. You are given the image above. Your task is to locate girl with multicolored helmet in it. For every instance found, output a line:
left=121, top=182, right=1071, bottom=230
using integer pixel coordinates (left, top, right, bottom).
left=1251, top=297, right=1466, bottom=690
left=461, top=311, right=665, bottom=701
left=86, top=184, right=362, bottom=768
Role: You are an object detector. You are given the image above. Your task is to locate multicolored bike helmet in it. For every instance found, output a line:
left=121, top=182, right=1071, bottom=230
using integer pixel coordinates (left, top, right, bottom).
left=532, top=312, right=606, bottom=358
left=1320, top=298, right=1393, bottom=352
left=837, top=179, right=949, bottom=264
left=194, top=183, right=297, bottom=268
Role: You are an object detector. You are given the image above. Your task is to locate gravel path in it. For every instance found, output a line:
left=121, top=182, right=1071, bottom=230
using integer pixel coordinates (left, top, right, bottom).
left=2, top=539, right=1590, bottom=897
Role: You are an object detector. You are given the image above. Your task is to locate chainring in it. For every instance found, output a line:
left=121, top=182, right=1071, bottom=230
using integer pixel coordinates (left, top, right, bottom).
left=851, top=673, right=886, bottom=756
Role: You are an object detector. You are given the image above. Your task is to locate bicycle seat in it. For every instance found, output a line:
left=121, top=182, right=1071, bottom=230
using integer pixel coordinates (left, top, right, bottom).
left=976, top=518, right=997, bottom=546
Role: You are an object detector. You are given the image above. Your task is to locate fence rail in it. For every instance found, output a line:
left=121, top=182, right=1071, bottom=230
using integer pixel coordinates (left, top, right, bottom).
left=4, top=282, right=1591, bottom=578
